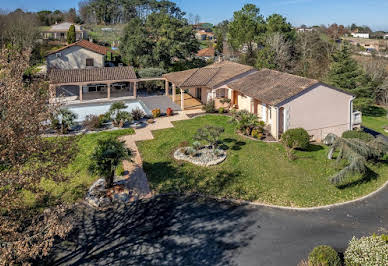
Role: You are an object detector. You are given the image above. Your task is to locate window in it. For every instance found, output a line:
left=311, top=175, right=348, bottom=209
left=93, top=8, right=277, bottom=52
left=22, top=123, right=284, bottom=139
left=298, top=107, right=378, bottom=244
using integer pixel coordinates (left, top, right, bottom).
left=56, top=53, right=62, bottom=58
left=86, top=58, right=94, bottom=67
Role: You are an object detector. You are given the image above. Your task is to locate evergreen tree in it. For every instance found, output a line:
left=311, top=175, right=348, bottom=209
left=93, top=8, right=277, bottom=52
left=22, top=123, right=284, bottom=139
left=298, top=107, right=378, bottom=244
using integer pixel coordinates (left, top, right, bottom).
left=327, top=44, right=361, bottom=93
left=67, top=24, right=76, bottom=44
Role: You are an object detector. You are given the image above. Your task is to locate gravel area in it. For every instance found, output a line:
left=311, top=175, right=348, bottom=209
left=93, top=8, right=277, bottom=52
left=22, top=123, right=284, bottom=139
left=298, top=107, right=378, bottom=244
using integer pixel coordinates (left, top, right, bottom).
left=174, top=147, right=227, bottom=166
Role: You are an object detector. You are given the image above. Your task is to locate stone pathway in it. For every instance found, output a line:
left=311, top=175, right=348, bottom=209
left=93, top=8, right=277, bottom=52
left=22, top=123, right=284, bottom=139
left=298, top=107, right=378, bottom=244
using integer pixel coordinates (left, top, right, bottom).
left=119, top=109, right=204, bottom=200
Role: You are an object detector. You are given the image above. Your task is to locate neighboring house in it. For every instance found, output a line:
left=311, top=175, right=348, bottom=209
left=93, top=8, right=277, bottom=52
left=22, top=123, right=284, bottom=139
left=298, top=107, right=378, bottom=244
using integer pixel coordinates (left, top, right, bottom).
left=46, top=40, right=110, bottom=70
left=351, top=32, right=370, bottom=39
left=196, top=47, right=216, bottom=60
left=195, top=30, right=215, bottom=41
left=41, top=22, right=87, bottom=41
left=384, top=34, right=388, bottom=40
left=164, top=61, right=359, bottom=141
left=296, top=27, right=314, bottom=33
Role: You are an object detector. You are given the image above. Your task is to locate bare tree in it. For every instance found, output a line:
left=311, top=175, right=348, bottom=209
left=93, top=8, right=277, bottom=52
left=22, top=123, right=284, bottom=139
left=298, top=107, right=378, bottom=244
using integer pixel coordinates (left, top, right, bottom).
left=194, top=14, right=200, bottom=25
left=265, top=32, right=293, bottom=72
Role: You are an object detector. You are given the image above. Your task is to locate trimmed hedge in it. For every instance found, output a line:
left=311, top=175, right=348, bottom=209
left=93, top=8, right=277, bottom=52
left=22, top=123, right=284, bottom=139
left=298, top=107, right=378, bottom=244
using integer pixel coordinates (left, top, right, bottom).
left=344, top=236, right=388, bottom=265
left=342, top=130, right=374, bottom=142
left=308, top=245, right=341, bottom=266
left=281, top=128, right=310, bottom=150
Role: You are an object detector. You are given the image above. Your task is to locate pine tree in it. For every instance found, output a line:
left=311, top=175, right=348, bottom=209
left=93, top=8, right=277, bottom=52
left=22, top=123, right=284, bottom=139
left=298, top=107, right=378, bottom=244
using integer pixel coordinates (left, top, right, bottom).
left=327, top=44, right=361, bottom=92
left=67, top=24, right=76, bottom=44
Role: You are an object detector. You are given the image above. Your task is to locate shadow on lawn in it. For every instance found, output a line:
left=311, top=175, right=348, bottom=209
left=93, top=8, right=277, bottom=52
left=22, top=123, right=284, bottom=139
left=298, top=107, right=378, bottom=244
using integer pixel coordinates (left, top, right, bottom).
left=220, top=138, right=246, bottom=151
left=337, top=167, right=379, bottom=190
left=47, top=194, right=257, bottom=266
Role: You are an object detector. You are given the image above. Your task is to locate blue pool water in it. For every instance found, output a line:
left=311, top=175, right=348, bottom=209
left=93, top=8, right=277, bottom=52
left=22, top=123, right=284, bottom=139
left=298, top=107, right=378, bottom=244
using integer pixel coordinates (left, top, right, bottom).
left=67, top=100, right=151, bottom=122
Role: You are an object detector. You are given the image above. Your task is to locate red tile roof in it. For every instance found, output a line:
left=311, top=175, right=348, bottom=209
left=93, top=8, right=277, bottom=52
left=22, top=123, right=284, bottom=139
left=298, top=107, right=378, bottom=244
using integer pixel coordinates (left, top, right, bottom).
left=48, top=66, right=137, bottom=84
left=47, top=40, right=110, bottom=56
left=196, top=47, right=215, bottom=57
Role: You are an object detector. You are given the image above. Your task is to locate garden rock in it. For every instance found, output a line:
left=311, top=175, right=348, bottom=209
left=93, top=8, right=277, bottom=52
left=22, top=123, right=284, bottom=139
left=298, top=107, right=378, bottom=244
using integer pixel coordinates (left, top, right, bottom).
left=174, top=147, right=227, bottom=167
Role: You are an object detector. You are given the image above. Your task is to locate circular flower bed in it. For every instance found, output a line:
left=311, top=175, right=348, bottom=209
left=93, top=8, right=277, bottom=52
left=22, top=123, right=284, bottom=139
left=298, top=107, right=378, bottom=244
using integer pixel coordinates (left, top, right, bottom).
left=174, top=147, right=227, bottom=167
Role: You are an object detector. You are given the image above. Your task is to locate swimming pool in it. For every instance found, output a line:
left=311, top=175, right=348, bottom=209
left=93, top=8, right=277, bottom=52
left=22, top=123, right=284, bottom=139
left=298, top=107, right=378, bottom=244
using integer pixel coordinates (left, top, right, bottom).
left=67, top=100, right=151, bottom=122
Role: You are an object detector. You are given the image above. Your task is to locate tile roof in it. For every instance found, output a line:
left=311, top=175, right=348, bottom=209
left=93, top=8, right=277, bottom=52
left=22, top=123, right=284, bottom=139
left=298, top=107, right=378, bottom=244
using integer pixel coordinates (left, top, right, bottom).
left=163, top=61, right=254, bottom=89
left=47, top=40, right=110, bottom=56
left=49, top=66, right=137, bottom=84
left=48, top=22, right=83, bottom=32
left=196, top=47, right=215, bottom=57
left=227, top=69, right=320, bottom=105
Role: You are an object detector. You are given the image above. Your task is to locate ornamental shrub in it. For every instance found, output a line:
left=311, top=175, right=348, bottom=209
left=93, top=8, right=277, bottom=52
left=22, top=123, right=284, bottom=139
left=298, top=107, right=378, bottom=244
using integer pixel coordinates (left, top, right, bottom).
left=152, top=108, right=161, bottom=118
left=131, top=107, right=145, bottom=121
left=281, top=128, right=310, bottom=150
left=218, top=107, right=225, bottom=114
left=308, top=245, right=341, bottom=266
left=342, top=130, right=374, bottom=142
left=83, top=115, right=103, bottom=130
left=251, top=129, right=260, bottom=139
left=192, top=141, right=202, bottom=151
left=344, top=235, right=388, bottom=265
left=202, top=100, right=216, bottom=113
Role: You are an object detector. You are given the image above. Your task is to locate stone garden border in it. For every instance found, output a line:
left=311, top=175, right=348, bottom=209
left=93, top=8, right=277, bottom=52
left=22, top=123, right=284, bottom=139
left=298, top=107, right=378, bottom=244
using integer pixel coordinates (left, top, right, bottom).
left=173, top=147, right=227, bottom=167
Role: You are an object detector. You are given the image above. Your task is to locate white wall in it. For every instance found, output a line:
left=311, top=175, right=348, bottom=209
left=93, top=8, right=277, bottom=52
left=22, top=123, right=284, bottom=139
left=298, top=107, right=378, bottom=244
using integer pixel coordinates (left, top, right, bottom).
left=280, top=84, right=353, bottom=141
left=47, top=46, right=104, bottom=70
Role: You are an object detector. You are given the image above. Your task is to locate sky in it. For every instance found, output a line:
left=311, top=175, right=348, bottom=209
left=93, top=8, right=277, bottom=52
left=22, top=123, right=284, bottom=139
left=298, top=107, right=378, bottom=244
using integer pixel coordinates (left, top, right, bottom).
left=1, top=0, right=387, bottom=31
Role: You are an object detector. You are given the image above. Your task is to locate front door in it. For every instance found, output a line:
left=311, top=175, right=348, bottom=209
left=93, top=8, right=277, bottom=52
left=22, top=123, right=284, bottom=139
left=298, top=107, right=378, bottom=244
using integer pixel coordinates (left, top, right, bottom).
left=196, top=88, right=202, bottom=100
left=233, top=90, right=239, bottom=106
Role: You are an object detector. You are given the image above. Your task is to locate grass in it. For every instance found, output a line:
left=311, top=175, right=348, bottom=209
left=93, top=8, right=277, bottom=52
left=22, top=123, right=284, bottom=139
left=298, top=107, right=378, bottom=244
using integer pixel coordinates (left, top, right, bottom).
left=137, top=115, right=388, bottom=207
left=36, top=129, right=134, bottom=205
left=363, top=115, right=388, bottom=136
left=84, top=24, right=125, bottom=45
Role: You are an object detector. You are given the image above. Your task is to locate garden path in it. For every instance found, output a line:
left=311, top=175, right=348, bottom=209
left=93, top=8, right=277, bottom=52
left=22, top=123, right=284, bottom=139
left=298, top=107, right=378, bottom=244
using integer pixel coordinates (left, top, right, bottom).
left=119, top=109, right=204, bottom=199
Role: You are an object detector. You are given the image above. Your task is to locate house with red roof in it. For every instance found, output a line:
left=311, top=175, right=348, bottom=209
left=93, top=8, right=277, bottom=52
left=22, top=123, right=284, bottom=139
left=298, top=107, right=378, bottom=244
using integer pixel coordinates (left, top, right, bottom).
left=46, top=40, right=110, bottom=70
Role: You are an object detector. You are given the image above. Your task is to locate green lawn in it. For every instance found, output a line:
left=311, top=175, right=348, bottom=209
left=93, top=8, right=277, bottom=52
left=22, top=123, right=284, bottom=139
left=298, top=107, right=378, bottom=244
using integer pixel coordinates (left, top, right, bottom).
left=137, top=115, right=388, bottom=207
left=28, top=129, right=134, bottom=206
left=363, top=115, right=388, bottom=136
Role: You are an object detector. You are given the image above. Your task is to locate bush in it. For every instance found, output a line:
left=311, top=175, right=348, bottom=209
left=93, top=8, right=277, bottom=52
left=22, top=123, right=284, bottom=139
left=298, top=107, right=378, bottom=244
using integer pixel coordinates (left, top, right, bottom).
left=342, top=130, right=374, bottom=142
left=184, top=147, right=197, bottom=157
left=152, top=108, right=161, bottom=118
left=51, top=108, right=77, bottom=134
left=192, top=141, right=202, bottom=151
left=131, top=108, right=145, bottom=121
left=308, top=245, right=341, bottom=266
left=83, top=115, right=104, bottom=130
left=202, top=100, right=216, bottom=113
left=251, top=129, right=262, bottom=139
left=218, top=107, right=225, bottom=114
left=114, top=111, right=132, bottom=127
left=166, top=107, right=173, bottom=116
left=344, top=236, right=388, bottom=265
left=282, top=128, right=310, bottom=150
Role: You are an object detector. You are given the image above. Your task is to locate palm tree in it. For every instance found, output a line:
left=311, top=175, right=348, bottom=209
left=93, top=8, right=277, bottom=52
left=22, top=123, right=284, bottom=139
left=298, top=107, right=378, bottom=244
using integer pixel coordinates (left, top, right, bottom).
left=89, top=138, right=132, bottom=188
left=324, top=133, right=388, bottom=184
left=230, top=110, right=264, bottom=135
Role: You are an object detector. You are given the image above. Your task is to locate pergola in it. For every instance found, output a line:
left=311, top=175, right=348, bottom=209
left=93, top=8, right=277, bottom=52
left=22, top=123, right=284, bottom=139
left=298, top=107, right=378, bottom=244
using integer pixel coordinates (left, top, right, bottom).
left=48, top=67, right=188, bottom=108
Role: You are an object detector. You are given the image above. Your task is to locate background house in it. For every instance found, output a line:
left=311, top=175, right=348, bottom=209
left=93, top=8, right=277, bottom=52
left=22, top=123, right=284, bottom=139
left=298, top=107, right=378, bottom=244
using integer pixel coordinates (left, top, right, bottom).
left=351, top=32, right=370, bottom=39
left=41, top=22, right=86, bottom=42
left=46, top=40, right=109, bottom=70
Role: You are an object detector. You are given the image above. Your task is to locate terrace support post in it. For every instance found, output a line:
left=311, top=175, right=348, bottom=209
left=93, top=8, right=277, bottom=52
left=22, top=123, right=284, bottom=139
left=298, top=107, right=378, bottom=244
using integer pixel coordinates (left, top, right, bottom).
left=79, top=84, right=83, bottom=102
left=107, top=83, right=111, bottom=99
left=180, top=88, right=184, bottom=111
left=172, top=83, right=176, bottom=102
left=134, top=82, right=137, bottom=98
left=165, top=79, right=169, bottom=96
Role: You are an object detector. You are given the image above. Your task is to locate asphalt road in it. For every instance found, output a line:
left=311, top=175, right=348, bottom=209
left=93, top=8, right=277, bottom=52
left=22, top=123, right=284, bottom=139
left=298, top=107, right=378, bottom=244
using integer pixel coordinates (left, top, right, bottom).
left=49, top=185, right=388, bottom=266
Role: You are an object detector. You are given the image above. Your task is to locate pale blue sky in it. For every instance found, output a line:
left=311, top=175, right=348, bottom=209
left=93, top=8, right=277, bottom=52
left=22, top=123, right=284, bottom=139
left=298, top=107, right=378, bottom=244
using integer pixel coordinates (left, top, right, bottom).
left=1, top=0, right=387, bottom=31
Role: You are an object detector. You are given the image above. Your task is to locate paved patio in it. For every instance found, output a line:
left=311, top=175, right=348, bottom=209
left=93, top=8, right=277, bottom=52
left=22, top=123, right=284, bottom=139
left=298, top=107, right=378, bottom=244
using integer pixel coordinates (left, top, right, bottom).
left=171, top=93, right=203, bottom=110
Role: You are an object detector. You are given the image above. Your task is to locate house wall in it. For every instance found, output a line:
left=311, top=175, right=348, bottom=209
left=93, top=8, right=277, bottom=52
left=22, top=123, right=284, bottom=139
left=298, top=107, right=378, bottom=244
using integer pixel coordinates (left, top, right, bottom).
left=47, top=46, right=104, bottom=70
left=279, top=84, right=353, bottom=141
left=237, top=93, right=252, bottom=112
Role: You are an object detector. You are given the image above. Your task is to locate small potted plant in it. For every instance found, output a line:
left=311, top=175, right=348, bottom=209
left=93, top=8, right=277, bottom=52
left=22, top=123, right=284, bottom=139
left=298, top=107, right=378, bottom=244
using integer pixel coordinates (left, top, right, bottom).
left=166, top=107, right=173, bottom=116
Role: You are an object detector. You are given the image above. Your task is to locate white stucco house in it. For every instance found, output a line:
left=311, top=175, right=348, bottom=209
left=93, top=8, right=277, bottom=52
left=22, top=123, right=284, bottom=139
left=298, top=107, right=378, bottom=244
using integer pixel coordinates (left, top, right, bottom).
left=351, top=32, right=370, bottom=39
left=41, top=22, right=87, bottom=42
left=164, top=61, right=361, bottom=141
left=46, top=40, right=109, bottom=70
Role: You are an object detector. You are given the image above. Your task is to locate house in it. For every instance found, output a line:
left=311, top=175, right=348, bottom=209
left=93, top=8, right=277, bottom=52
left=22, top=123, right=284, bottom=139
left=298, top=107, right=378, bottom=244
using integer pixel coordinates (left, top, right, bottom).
left=41, top=22, right=87, bottom=41
left=351, top=32, right=370, bottom=39
left=195, top=30, right=215, bottom=41
left=46, top=40, right=110, bottom=70
left=163, top=61, right=359, bottom=141
left=196, top=47, right=216, bottom=60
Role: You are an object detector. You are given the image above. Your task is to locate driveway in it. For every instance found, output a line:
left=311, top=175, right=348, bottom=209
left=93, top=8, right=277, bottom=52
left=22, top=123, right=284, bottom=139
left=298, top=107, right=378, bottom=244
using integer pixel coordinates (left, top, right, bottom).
left=49, top=184, right=388, bottom=266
